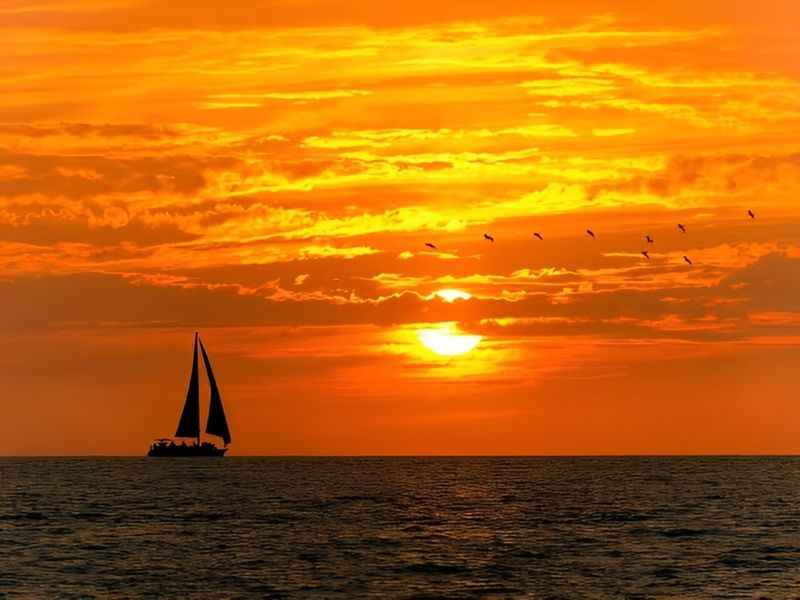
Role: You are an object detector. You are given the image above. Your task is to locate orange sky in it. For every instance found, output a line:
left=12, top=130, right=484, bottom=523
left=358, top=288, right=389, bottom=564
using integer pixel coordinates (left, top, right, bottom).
left=1, top=0, right=800, bottom=455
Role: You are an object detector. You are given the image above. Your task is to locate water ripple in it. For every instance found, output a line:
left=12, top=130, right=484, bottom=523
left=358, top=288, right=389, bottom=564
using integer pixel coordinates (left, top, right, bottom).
left=1, top=456, right=800, bottom=598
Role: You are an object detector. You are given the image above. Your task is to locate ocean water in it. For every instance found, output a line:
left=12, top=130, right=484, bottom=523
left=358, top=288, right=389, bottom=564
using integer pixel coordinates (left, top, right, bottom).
left=1, top=457, right=800, bottom=599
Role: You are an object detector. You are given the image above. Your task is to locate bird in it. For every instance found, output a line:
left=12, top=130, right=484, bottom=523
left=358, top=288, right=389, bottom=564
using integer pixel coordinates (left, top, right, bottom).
left=683, top=255, right=693, bottom=265
left=425, top=242, right=437, bottom=250
left=483, top=233, right=494, bottom=242
left=586, top=229, right=595, bottom=239
left=748, top=209, right=755, bottom=219
left=533, top=232, right=543, bottom=241
left=641, top=250, right=650, bottom=260
left=645, top=235, right=654, bottom=244
left=678, top=224, right=686, bottom=233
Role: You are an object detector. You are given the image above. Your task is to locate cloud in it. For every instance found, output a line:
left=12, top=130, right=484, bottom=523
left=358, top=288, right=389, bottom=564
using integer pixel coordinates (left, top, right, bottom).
left=0, top=7, right=797, bottom=350
left=298, top=245, right=380, bottom=259
left=592, top=128, right=635, bottom=137
left=0, top=149, right=241, bottom=199
left=0, top=122, right=184, bottom=139
left=589, top=153, right=800, bottom=201
left=718, top=252, right=800, bottom=313
left=0, top=253, right=796, bottom=346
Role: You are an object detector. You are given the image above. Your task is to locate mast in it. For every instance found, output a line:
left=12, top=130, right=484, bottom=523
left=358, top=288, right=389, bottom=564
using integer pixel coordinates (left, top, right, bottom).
left=175, top=332, right=201, bottom=443
left=199, top=338, right=231, bottom=446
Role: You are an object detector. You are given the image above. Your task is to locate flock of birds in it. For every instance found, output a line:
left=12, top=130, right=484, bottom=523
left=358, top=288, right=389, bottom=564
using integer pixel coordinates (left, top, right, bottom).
left=424, top=210, right=757, bottom=267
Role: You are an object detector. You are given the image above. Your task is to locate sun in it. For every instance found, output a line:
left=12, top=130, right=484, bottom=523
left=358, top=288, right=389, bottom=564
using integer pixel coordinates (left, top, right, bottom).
left=433, top=289, right=471, bottom=303
left=417, top=324, right=482, bottom=356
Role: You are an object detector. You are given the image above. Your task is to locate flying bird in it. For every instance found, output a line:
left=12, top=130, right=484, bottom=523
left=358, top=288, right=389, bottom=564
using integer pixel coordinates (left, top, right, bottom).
left=641, top=250, right=650, bottom=260
left=425, top=242, right=437, bottom=250
left=586, top=229, right=595, bottom=239
left=678, top=224, right=686, bottom=233
left=483, top=233, right=495, bottom=242
left=533, top=232, right=543, bottom=241
left=748, top=209, right=755, bottom=219
left=683, top=255, right=693, bottom=266
left=645, top=235, right=654, bottom=244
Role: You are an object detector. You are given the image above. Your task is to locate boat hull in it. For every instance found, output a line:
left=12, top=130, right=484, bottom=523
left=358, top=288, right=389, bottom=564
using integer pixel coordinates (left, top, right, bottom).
left=147, top=442, right=227, bottom=457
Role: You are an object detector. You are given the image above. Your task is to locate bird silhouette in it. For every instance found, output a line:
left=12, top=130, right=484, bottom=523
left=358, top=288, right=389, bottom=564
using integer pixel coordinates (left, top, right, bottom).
left=645, top=235, right=654, bottom=244
left=678, top=224, right=686, bottom=233
left=483, top=233, right=494, bottom=242
left=683, top=255, right=693, bottom=265
left=748, top=209, right=755, bottom=219
left=586, top=229, right=595, bottom=239
left=533, top=232, right=543, bottom=241
left=641, top=250, right=650, bottom=260
left=425, top=242, right=437, bottom=250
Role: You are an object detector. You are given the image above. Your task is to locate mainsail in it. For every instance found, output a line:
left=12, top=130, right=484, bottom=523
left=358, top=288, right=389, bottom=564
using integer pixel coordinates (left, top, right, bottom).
left=199, top=338, right=232, bottom=446
left=175, top=333, right=201, bottom=439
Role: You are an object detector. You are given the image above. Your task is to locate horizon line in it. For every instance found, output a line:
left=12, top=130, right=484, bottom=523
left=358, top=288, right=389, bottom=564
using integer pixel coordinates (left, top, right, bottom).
left=3, top=453, right=800, bottom=459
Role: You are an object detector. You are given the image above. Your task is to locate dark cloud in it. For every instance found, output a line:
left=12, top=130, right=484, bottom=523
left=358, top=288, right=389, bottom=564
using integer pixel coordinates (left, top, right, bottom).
left=589, top=153, right=800, bottom=200
left=0, top=150, right=240, bottom=198
left=3, top=0, right=795, bottom=32
left=718, top=252, right=800, bottom=313
left=0, top=123, right=184, bottom=139
left=0, top=200, right=198, bottom=246
left=1, top=253, right=797, bottom=341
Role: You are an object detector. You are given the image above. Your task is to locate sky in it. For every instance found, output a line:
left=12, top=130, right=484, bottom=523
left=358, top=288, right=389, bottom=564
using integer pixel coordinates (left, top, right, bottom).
left=1, top=0, right=799, bottom=455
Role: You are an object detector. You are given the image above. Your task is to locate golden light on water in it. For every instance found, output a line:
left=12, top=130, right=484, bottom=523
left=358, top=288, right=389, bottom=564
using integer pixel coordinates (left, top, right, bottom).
left=417, top=324, right=482, bottom=356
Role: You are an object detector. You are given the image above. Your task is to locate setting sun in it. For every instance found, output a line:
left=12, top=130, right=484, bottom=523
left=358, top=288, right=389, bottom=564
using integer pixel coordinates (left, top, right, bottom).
left=417, top=325, right=482, bottom=356
left=433, top=289, right=472, bottom=303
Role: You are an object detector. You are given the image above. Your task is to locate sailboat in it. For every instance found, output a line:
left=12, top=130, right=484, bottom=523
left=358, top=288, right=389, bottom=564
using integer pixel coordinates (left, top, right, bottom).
left=148, top=332, right=231, bottom=457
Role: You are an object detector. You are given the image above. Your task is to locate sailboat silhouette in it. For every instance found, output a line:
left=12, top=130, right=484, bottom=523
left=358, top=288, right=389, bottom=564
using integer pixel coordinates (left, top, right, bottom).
left=148, top=332, right=231, bottom=457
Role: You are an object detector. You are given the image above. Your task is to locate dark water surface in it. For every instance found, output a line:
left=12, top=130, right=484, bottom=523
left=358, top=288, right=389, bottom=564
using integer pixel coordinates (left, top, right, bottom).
left=2, top=457, right=800, bottom=599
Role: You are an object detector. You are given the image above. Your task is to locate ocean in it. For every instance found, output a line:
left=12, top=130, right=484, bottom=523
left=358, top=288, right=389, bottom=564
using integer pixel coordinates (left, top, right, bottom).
left=1, top=457, right=799, bottom=599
